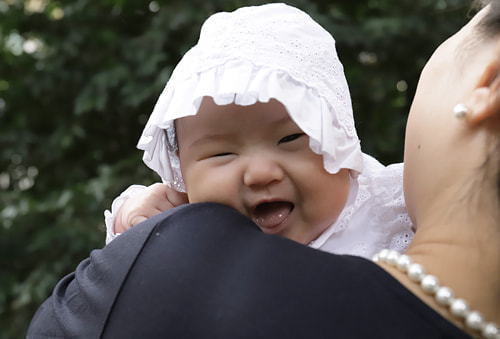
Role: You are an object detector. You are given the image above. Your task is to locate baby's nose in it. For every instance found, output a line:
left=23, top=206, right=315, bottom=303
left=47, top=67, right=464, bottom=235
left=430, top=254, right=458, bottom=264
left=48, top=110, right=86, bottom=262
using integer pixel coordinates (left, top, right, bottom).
left=243, top=155, right=285, bottom=187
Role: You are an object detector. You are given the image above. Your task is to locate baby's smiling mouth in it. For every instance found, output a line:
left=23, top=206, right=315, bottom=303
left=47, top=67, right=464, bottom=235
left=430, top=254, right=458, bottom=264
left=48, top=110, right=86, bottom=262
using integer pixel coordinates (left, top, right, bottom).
left=252, top=201, right=294, bottom=230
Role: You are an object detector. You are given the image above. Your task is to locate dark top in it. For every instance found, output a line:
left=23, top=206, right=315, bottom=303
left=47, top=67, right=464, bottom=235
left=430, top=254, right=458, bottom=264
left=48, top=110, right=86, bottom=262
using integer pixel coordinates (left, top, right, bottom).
left=27, top=203, right=470, bottom=338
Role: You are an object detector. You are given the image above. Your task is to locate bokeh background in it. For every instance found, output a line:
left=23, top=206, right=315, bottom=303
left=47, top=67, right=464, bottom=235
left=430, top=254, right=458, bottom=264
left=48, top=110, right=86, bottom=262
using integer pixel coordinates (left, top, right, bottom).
left=0, top=0, right=472, bottom=337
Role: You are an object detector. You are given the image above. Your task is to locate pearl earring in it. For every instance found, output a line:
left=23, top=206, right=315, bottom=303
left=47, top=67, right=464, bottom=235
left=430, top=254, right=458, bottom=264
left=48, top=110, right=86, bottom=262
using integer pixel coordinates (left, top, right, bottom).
left=453, top=103, right=468, bottom=119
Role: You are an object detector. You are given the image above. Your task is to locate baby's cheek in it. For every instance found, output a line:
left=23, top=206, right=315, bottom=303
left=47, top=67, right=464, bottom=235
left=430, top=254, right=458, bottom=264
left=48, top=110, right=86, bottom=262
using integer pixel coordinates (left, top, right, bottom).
left=186, top=183, right=229, bottom=204
left=181, top=168, right=212, bottom=203
left=184, top=168, right=245, bottom=214
left=313, top=170, right=351, bottom=224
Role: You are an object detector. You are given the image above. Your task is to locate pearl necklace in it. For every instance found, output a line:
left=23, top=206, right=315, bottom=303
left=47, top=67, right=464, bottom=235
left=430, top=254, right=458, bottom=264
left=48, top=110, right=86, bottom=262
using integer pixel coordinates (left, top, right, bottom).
left=373, top=249, right=500, bottom=339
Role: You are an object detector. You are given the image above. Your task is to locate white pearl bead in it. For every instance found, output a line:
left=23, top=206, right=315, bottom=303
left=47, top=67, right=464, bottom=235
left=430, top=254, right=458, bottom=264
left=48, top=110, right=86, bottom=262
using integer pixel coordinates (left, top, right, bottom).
left=378, top=249, right=390, bottom=260
left=466, top=311, right=485, bottom=331
left=396, top=254, right=412, bottom=272
left=407, top=263, right=425, bottom=282
left=483, top=323, right=500, bottom=339
left=386, top=250, right=400, bottom=266
left=421, top=275, right=439, bottom=294
left=453, top=103, right=468, bottom=119
left=450, top=298, right=469, bottom=318
left=435, top=286, right=454, bottom=306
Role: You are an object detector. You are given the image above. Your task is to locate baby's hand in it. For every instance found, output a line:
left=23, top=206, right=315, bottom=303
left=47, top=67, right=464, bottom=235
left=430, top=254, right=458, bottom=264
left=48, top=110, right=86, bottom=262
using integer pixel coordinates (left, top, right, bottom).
left=114, top=183, right=188, bottom=233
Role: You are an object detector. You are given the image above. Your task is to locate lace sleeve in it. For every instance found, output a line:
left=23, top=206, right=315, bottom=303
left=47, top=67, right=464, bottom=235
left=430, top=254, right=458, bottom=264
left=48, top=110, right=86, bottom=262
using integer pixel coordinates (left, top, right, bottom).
left=370, top=161, right=414, bottom=254
left=310, top=155, right=414, bottom=258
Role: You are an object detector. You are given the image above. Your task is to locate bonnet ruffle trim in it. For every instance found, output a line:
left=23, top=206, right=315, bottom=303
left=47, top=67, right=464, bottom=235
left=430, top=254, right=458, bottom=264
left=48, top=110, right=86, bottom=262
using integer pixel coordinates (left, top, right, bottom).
left=137, top=58, right=363, bottom=191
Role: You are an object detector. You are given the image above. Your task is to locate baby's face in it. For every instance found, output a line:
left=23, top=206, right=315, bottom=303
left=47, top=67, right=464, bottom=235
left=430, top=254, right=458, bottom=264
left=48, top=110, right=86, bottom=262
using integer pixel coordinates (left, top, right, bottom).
left=176, top=97, right=350, bottom=244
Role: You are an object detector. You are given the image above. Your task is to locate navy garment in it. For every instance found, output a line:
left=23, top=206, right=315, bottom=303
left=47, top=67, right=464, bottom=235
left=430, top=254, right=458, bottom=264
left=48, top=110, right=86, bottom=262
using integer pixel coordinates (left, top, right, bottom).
left=27, top=203, right=470, bottom=338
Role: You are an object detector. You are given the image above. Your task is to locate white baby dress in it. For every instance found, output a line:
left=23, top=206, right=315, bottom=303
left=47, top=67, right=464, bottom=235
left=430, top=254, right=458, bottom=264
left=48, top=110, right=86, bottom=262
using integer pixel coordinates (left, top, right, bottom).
left=104, top=3, right=414, bottom=258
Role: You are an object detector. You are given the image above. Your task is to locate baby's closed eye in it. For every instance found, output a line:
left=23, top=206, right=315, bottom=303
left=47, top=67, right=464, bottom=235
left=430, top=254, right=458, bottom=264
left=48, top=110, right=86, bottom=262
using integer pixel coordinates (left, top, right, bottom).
left=278, top=133, right=305, bottom=144
left=196, top=148, right=236, bottom=161
left=211, top=152, right=233, bottom=157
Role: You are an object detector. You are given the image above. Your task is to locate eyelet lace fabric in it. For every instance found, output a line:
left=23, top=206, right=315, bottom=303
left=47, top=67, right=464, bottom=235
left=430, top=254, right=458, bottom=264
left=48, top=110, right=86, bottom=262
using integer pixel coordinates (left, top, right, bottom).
left=137, top=3, right=363, bottom=191
left=309, top=155, right=414, bottom=258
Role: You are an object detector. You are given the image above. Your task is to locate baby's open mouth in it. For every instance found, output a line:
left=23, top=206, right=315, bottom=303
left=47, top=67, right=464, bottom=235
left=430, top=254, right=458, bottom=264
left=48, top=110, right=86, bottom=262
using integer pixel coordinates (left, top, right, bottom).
left=253, top=201, right=294, bottom=230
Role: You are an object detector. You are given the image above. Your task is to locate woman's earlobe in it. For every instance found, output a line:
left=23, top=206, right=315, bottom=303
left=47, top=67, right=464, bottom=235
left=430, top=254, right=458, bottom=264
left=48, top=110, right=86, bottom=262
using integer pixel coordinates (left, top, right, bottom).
left=464, top=60, right=500, bottom=127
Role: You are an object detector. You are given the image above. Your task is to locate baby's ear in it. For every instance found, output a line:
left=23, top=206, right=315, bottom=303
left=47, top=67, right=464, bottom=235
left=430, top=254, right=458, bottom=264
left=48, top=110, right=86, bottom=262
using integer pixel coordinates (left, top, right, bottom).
left=465, top=47, right=500, bottom=128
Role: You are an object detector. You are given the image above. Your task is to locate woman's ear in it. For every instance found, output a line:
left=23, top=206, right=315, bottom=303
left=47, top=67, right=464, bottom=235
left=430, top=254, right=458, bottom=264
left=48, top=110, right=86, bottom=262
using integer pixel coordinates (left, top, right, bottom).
left=465, top=49, right=500, bottom=127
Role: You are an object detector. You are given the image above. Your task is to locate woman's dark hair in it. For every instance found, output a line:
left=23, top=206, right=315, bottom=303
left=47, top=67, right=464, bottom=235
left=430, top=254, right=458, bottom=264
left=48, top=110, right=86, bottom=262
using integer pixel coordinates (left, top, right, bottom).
left=476, top=0, right=500, bottom=37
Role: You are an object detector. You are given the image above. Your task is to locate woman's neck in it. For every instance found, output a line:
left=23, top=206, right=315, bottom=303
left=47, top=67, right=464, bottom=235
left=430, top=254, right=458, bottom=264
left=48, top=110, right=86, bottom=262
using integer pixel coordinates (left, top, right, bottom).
left=395, top=203, right=500, bottom=330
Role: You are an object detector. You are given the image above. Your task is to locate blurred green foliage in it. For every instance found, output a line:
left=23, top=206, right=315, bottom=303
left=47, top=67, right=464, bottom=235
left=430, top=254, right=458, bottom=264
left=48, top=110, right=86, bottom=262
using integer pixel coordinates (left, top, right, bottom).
left=0, top=0, right=471, bottom=337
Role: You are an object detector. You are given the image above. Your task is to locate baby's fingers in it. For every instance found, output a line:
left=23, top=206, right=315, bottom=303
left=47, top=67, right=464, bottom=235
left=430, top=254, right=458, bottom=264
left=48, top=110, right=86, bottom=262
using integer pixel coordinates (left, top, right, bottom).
left=128, top=215, right=148, bottom=228
left=149, top=183, right=188, bottom=208
left=127, top=205, right=166, bottom=228
left=116, top=183, right=188, bottom=233
left=164, top=187, right=189, bottom=207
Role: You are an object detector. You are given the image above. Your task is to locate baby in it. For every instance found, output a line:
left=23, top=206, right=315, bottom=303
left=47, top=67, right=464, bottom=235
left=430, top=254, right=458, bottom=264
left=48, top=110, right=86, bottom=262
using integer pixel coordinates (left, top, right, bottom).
left=105, top=3, right=413, bottom=259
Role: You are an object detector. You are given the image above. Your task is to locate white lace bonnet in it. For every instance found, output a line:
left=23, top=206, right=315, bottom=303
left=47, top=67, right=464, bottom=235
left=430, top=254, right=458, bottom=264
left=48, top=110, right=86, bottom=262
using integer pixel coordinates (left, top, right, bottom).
left=137, top=3, right=363, bottom=191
